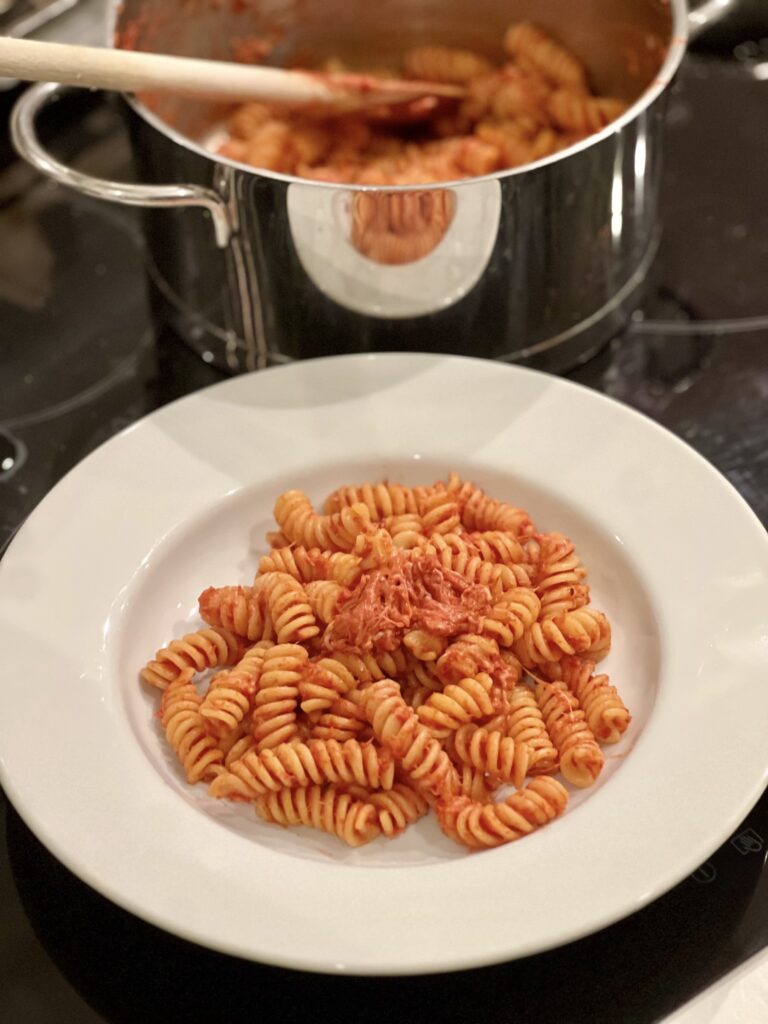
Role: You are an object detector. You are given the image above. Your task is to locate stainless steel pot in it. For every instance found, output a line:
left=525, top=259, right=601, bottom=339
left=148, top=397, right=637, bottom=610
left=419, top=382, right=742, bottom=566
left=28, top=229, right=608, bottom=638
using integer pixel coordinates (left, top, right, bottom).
left=11, top=0, right=737, bottom=372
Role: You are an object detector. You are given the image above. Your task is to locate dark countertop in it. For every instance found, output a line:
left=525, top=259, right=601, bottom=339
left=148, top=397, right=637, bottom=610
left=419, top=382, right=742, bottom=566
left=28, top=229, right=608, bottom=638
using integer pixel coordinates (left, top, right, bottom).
left=1, top=24, right=767, bottom=1024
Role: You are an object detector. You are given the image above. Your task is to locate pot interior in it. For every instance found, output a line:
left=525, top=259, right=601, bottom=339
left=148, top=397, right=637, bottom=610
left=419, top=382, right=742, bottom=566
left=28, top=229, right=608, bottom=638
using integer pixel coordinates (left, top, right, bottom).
left=114, top=0, right=674, bottom=144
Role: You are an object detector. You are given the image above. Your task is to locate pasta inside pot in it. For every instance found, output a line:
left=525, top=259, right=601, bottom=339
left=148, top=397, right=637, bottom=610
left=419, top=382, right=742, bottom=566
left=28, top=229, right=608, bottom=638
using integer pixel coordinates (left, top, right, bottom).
left=216, top=23, right=630, bottom=184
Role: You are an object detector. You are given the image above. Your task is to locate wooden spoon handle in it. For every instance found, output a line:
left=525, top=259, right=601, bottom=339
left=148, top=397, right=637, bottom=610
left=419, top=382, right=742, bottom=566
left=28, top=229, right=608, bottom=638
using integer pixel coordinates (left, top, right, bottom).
left=0, top=37, right=464, bottom=108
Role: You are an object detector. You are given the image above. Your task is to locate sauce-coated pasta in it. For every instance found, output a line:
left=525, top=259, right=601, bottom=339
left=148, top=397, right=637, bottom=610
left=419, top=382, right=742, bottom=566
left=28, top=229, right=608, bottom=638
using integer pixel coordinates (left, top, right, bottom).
left=140, top=474, right=631, bottom=849
left=218, top=22, right=628, bottom=186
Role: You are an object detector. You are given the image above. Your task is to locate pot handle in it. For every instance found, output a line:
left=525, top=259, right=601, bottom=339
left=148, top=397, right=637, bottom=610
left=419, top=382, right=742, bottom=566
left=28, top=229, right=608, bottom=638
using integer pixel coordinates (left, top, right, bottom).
left=10, top=81, right=232, bottom=248
left=688, top=0, right=739, bottom=39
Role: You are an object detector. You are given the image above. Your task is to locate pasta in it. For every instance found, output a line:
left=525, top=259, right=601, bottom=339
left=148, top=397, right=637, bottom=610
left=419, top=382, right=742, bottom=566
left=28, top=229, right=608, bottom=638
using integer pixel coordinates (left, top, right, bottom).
left=547, top=655, right=631, bottom=744
left=482, top=587, right=541, bottom=647
left=402, top=628, right=447, bottom=663
left=503, top=22, right=588, bottom=90
left=251, top=642, right=308, bottom=749
left=504, top=684, right=559, bottom=774
left=350, top=190, right=458, bottom=266
left=140, top=473, right=630, bottom=850
left=365, top=783, right=429, bottom=837
left=309, top=693, right=370, bottom=742
left=534, top=682, right=604, bottom=788
left=217, top=23, right=628, bottom=189
left=332, top=647, right=409, bottom=684
left=256, top=571, right=319, bottom=645
left=352, top=527, right=396, bottom=570
left=210, top=738, right=395, bottom=798
left=198, top=584, right=273, bottom=642
left=513, top=608, right=611, bottom=666
left=447, top=724, right=531, bottom=789
left=383, top=513, right=428, bottom=549
left=403, top=45, right=494, bottom=85
left=436, top=633, right=504, bottom=684
left=361, top=680, right=459, bottom=799
left=456, top=763, right=498, bottom=802
left=199, top=641, right=272, bottom=740
left=304, top=579, right=345, bottom=625
left=254, top=785, right=382, bottom=847
left=534, top=532, right=590, bottom=619
left=415, top=488, right=462, bottom=535
left=436, top=776, right=569, bottom=849
left=273, top=491, right=373, bottom=552
left=324, top=481, right=417, bottom=519
left=297, top=656, right=357, bottom=713
left=160, top=670, right=225, bottom=784
left=416, top=672, right=496, bottom=735
left=428, top=534, right=532, bottom=595
left=548, top=91, right=628, bottom=134
left=465, top=530, right=527, bottom=565
left=462, top=494, right=534, bottom=537
left=401, top=655, right=443, bottom=709
left=260, top=546, right=363, bottom=588
left=141, top=627, right=243, bottom=691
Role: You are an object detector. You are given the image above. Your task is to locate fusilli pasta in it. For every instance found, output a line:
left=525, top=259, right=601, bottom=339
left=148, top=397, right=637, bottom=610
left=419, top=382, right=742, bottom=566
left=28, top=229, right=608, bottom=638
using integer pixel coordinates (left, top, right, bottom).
left=257, top=571, right=319, bottom=645
left=447, top=723, right=531, bottom=789
left=436, top=776, right=569, bottom=849
left=403, top=45, right=494, bottom=85
left=416, top=673, right=496, bottom=734
left=140, top=473, right=628, bottom=850
left=534, top=532, right=590, bottom=618
left=365, top=783, right=429, bottom=836
left=215, top=24, right=628, bottom=187
left=141, top=628, right=243, bottom=691
left=298, top=656, right=358, bottom=714
left=254, top=785, right=382, bottom=847
left=198, top=585, right=273, bottom=643
left=324, top=481, right=417, bottom=519
left=274, top=490, right=372, bottom=553
left=251, top=642, right=308, bottom=750
left=200, top=642, right=272, bottom=740
left=551, top=656, right=631, bottom=744
left=160, top=670, right=225, bottom=783
left=210, top=738, right=394, bottom=799
left=534, top=682, right=604, bottom=788
left=304, top=579, right=344, bottom=625
left=504, top=22, right=588, bottom=90
left=310, top=692, right=370, bottom=742
left=429, top=533, right=532, bottom=594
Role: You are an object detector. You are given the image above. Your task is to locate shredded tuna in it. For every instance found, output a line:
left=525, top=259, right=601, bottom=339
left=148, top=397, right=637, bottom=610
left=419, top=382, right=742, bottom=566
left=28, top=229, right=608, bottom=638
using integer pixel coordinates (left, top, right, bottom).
left=324, top=551, right=492, bottom=654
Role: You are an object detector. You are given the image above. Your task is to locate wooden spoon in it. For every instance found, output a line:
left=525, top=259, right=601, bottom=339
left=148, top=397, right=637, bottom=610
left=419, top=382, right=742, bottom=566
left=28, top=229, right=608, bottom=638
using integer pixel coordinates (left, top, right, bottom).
left=0, top=36, right=465, bottom=110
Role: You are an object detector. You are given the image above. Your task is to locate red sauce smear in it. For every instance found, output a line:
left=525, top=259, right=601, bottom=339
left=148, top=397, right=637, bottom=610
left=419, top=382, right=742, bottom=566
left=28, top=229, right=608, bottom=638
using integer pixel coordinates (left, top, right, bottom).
left=324, top=551, right=491, bottom=655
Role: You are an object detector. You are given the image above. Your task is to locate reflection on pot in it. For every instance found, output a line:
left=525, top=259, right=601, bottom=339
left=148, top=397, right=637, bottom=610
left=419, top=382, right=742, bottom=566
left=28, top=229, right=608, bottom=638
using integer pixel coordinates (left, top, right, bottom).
left=349, top=190, right=457, bottom=266
left=287, top=178, right=501, bottom=319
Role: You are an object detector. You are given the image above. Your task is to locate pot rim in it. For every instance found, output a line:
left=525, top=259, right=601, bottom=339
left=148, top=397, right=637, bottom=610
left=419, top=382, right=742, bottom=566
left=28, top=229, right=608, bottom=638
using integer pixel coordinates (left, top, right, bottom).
left=120, top=0, right=689, bottom=192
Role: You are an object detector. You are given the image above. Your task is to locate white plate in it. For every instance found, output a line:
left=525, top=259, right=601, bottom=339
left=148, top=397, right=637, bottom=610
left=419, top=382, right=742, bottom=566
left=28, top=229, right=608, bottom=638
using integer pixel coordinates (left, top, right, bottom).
left=1, top=353, right=767, bottom=975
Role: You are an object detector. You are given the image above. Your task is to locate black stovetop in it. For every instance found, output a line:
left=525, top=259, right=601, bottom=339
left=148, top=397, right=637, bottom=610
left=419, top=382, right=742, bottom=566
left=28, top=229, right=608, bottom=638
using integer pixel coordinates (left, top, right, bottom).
left=1, top=14, right=768, bottom=1024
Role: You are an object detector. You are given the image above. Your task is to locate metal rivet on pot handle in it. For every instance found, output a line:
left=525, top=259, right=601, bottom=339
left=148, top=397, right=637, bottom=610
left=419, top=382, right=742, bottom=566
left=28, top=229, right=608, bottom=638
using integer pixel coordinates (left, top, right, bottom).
left=687, top=0, right=739, bottom=39
left=10, top=81, right=232, bottom=248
